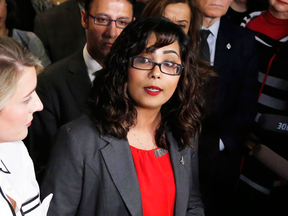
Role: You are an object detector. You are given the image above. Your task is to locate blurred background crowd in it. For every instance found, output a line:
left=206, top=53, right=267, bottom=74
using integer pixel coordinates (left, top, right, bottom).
left=0, top=0, right=288, bottom=215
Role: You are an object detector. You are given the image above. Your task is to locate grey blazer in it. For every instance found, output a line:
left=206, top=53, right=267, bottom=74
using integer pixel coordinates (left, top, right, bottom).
left=41, top=115, right=204, bottom=216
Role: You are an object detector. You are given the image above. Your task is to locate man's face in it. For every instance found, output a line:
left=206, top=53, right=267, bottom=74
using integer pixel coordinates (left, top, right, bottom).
left=197, top=0, right=232, bottom=19
left=81, top=0, right=133, bottom=63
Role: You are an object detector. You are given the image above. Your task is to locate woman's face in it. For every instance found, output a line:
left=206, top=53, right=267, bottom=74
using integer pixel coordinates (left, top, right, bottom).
left=269, top=0, right=288, bottom=15
left=127, top=33, right=181, bottom=112
left=0, top=0, right=7, bottom=29
left=162, top=3, right=191, bottom=35
left=0, top=66, right=43, bottom=143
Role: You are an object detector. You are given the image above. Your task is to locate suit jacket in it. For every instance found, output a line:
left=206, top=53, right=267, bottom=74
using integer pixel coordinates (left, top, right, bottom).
left=27, top=50, right=91, bottom=182
left=202, top=18, right=259, bottom=154
left=41, top=115, right=204, bottom=216
left=199, top=18, right=259, bottom=213
left=34, top=0, right=86, bottom=63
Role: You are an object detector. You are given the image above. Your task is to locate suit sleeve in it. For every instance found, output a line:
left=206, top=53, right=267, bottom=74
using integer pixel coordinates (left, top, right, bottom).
left=34, top=15, right=51, bottom=60
left=41, top=126, right=83, bottom=216
left=187, top=139, right=205, bottom=216
left=28, top=72, right=59, bottom=183
left=220, top=31, right=259, bottom=152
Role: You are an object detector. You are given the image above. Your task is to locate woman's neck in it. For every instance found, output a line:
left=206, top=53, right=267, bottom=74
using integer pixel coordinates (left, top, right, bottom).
left=0, top=25, right=8, bottom=37
left=127, top=107, right=161, bottom=150
left=230, top=1, right=247, bottom=13
left=134, top=107, right=161, bottom=131
left=7, top=195, right=16, bottom=212
left=269, top=7, right=288, bottom=19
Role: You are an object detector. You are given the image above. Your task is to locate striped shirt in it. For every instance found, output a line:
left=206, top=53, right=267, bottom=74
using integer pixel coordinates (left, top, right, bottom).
left=0, top=141, right=52, bottom=216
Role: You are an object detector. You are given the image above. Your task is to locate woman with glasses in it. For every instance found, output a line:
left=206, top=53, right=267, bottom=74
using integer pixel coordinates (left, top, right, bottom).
left=41, top=17, right=206, bottom=216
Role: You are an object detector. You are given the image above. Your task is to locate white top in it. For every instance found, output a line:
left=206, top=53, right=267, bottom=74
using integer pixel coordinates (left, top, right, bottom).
left=0, top=141, right=52, bottom=216
left=83, top=44, right=102, bottom=82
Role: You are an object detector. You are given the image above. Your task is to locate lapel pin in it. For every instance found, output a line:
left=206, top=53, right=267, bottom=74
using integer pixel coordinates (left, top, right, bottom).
left=226, top=43, right=231, bottom=49
left=180, top=156, right=185, bottom=165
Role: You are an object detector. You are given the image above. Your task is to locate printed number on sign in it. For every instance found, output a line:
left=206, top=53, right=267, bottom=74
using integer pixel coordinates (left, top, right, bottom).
left=277, top=122, right=288, bottom=131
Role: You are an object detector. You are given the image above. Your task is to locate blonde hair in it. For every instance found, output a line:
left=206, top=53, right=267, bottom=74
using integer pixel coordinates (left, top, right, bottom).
left=0, top=36, right=43, bottom=110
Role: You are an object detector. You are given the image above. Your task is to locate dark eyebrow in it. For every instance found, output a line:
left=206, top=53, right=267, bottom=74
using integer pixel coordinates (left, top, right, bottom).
left=177, top=20, right=189, bottom=24
left=163, top=50, right=180, bottom=57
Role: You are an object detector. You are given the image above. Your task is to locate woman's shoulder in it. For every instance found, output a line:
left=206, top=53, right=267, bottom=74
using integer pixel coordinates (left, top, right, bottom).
left=55, top=115, right=115, bottom=156
left=12, top=29, right=39, bottom=42
left=0, top=141, right=29, bottom=161
left=0, top=141, right=37, bottom=193
left=12, top=29, right=51, bottom=66
left=57, top=114, right=104, bottom=144
left=167, top=131, right=198, bottom=153
left=240, top=10, right=265, bottom=28
left=60, top=114, right=98, bottom=134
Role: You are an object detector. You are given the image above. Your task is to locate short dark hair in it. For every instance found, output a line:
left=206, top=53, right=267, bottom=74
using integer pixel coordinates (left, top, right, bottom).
left=89, top=17, right=207, bottom=149
left=85, top=0, right=133, bottom=13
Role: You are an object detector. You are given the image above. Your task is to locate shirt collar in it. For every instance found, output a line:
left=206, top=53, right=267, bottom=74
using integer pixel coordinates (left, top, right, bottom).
left=83, top=44, right=102, bottom=82
left=201, top=18, right=220, bottom=38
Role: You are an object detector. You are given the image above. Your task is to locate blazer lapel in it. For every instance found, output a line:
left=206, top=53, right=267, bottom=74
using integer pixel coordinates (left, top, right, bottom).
left=67, top=51, right=91, bottom=112
left=167, top=132, right=190, bottom=216
left=100, top=135, right=143, bottom=216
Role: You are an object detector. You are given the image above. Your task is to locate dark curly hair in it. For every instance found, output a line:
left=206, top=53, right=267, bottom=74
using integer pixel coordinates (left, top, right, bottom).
left=89, top=17, right=206, bottom=149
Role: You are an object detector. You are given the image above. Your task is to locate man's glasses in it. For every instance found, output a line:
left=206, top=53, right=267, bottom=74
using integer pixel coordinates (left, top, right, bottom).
left=88, top=14, right=131, bottom=29
left=130, top=56, right=183, bottom=76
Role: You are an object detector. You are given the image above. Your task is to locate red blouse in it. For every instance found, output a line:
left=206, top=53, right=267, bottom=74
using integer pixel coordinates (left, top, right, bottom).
left=130, top=146, right=176, bottom=216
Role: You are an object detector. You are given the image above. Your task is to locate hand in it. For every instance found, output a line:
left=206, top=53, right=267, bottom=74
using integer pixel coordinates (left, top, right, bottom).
left=245, top=133, right=261, bottom=155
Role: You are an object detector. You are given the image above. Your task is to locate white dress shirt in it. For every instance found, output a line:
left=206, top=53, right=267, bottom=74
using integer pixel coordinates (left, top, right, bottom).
left=0, top=141, right=52, bottom=216
left=83, top=44, right=102, bottom=82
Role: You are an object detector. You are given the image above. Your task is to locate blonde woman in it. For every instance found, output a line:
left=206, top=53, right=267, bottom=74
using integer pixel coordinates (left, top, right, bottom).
left=0, top=36, right=52, bottom=216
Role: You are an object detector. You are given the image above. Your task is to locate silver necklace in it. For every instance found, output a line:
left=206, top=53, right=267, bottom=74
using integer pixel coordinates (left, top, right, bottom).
left=131, top=129, right=147, bottom=150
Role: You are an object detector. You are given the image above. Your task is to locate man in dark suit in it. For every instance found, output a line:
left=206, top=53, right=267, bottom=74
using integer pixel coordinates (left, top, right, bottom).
left=28, top=0, right=134, bottom=183
left=196, top=0, right=259, bottom=215
left=34, top=0, right=86, bottom=63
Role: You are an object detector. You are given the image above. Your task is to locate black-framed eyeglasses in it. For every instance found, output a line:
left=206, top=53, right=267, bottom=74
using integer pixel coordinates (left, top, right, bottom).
left=130, top=56, right=183, bottom=76
left=88, top=14, right=131, bottom=29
